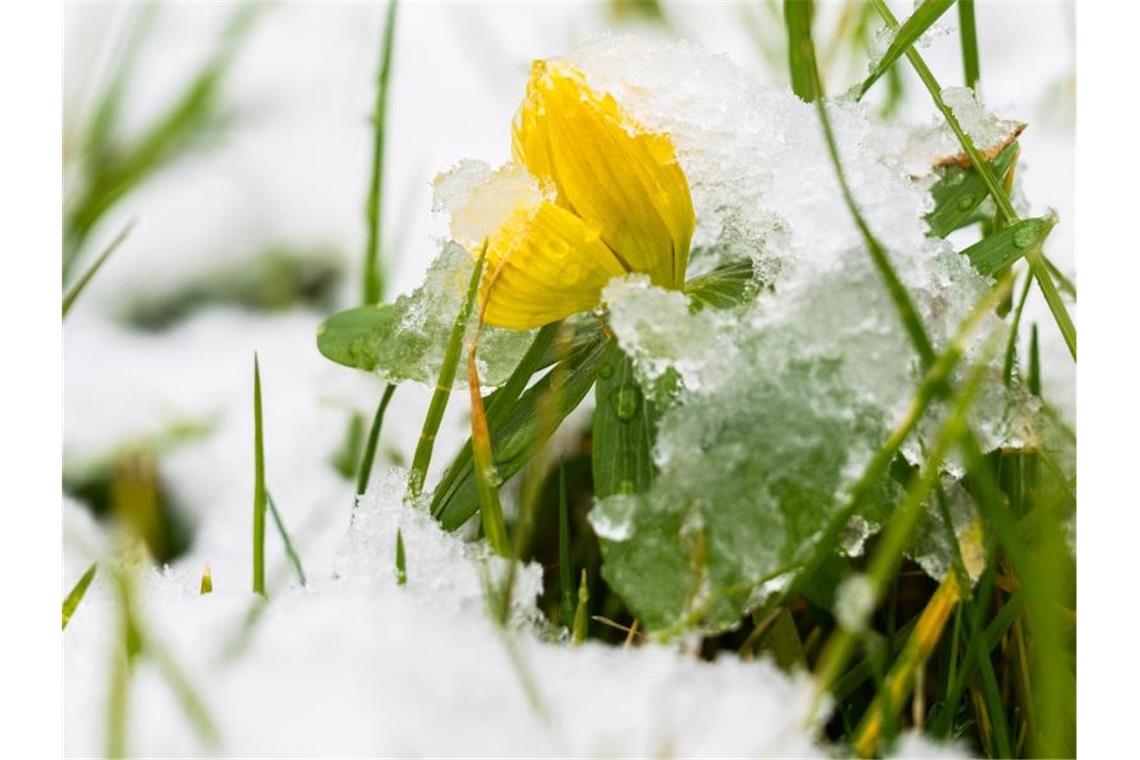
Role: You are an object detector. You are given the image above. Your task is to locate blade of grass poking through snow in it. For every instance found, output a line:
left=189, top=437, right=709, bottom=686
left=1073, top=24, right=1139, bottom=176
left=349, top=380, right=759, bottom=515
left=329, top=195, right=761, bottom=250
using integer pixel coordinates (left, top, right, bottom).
left=868, top=0, right=1076, bottom=361
left=199, top=566, right=213, bottom=595
left=812, top=351, right=994, bottom=712
left=62, top=220, right=135, bottom=317
left=362, top=0, right=398, bottom=305
left=572, top=569, right=590, bottom=645
left=252, top=354, right=266, bottom=595
left=856, top=0, right=954, bottom=100
left=266, top=491, right=306, bottom=586
left=958, top=0, right=980, bottom=89
left=356, top=383, right=397, bottom=497
left=1002, top=273, right=1033, bottom=386
left=395, top=527, right=407, bottom=585
left=62, top=563, right=97, bottom=630
left=467, top=320, right=509, bottom=556
left=784, top=0, right=820, bottom=102
left=558, top=461, right=575, bottom=626
left=408, top=242, right=486, bottom=497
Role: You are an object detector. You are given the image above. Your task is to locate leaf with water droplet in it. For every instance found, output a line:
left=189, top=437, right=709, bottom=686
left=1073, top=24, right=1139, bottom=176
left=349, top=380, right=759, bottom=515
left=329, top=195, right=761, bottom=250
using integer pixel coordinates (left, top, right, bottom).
left=960, top=216, right=1055, bottom=276
left=925, top=140, right=1021, bottom=238
left=592, top=341, right=656, bottom=501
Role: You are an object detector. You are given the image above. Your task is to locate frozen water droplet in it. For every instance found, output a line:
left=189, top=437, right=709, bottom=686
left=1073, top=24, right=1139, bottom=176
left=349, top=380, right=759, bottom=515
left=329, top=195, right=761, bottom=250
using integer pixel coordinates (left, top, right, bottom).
left=956, top=195, right=974, bottom=211
left=589, top=493, right=638, bottom=541
left=611, top=383, right=642, bottom=421
left=1013, top=225, right=1035, bottom=249
left=598, top=363, right=614, bottom=380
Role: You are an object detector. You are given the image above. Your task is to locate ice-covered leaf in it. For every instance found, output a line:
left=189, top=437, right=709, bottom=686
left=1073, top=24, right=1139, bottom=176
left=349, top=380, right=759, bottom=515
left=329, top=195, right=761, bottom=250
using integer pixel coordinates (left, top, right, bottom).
left=925, top=141, right=1020, bottom=238
left=592, top=341, right=656, bottom=500
left=960, top=216, right=1055, bottom=276
left=316, top=242, right=534, bottom=386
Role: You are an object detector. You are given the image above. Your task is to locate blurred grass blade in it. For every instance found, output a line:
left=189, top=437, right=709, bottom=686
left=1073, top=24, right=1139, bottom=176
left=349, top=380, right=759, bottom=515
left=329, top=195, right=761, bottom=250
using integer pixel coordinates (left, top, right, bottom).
left=558, top=461, right=575, bottom=626
left=395, top=527, right=407, bottom=586
left=62, top=221, right=135, bottom=317
left=869, top=0, right=1076, bottom=361
left=572, top=569, right=590, bottom=645
left=356, top=383, right=397, bottom=497
left=267, top=491, right=306, bottom=586
left=252, top=354, right=266, bottom=596
left=925, top=141, right=1019, bottom=238
left=362, top=0, right=399, bottom=305
left=199, top=565, right=213, bottom=595
left=856, top=0, right=954, bottom=100
left=958, top=0, right=980, bottom=89
left=408, top=242, right=486, bottom=497
left=960, top=216, right=1055, bottom=276
left=784, top=0, right=820, bottom=102
left=62, top=563, right=97, bottom=630
left=467, top=310, right=510, bottom=556
left=1028, top=323, right=1041, bottom=395
left=593, top=341, right=655, bottom=499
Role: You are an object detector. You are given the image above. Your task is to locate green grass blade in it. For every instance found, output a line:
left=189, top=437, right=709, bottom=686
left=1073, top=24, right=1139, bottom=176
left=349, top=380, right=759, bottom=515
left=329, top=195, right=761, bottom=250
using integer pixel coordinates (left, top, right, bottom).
left=266, top=491, right=306, bottom=586
left=1028, top=323, right=1041, bottom=396
left=558, top=461, right=575, bottom=626
left=1001, top=272, right=1033, bottom=386
left=960, top=216, right=1055, bottom=276
left=395, top=527, right=407, bottom=586
left=784, top=0, right=821, bottom=102
left=362, top=0, right=399, bottom=305
left=408, top=242, right=486, bottom=497
left=252, top=354, right=266, bottom=596
left=958, top=0, right=980, bottom=89
left=199, top=566, right=213, bottom=595
left=62, top=221, right=134, bottom=317
left=925, top=141, right=1019, bottom=238
left=592, top=341, right=655, bottom=499
left=856, top=0, right=954, bottom=100
left=62, top=563, right=97, bottom=630
left=356, top=383, right=397, bottom=496
left=572, top=569, right=590, bottom=645
left=869, top=0, right=1076, bottom=361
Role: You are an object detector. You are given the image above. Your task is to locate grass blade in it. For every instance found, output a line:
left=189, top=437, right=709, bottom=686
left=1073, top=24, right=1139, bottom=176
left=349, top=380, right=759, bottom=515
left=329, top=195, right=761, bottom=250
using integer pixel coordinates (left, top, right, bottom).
left=361, top=0, right=399, bottom=305
left=395, top=527, right=407, bottom=586
left=252, top=354, right=266, bottom=596
left=62, top=563, right=97, bottom=630
left=62, top=221, right=135, bottom=317
left=266, top=491, right=306, bottom=586
left=572, top=569, right=590, bottom=645
left=408, top=242, right=486, bottom=497
left=199, top=566, right=213, bottom=595
left=784, top=0, right=821, bottom=102
left=356, top=383, right=397, bottom=497
left=856, top=0, right=955, bottom=100
left=558, top=461, right=575, bottom=626
left=958, top=0, right=980, bottom=89
left=925, top=141, right=1019, bottom=238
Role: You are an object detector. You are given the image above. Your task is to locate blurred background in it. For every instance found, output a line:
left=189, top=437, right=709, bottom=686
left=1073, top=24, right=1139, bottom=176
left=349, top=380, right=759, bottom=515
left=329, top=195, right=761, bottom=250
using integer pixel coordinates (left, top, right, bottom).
left=62, top=0, right=1074, bottom=583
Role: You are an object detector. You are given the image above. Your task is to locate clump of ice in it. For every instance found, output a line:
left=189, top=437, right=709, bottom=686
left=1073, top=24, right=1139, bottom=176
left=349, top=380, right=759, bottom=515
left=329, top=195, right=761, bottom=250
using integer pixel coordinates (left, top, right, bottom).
left=433, top=159, right=549, bottom=253
left=834, top=574, right=877, bottom=634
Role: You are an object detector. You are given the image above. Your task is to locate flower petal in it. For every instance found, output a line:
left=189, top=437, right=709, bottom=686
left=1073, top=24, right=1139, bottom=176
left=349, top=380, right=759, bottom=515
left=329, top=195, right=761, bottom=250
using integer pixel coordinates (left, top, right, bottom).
left=481, top=201, right=627, bottom=330
left=512, top=60, right=695, bottom=289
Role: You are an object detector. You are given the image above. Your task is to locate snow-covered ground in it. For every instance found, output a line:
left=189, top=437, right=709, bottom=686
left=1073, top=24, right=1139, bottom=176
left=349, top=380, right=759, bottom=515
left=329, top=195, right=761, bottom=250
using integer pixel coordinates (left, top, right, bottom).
left=63, top=2, right=1073, bottom=756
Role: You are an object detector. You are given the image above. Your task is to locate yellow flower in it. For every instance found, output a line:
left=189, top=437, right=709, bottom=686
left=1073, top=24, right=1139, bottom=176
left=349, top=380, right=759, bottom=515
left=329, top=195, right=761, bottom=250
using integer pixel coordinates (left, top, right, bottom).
left=477, top=59, right=695, bottom=330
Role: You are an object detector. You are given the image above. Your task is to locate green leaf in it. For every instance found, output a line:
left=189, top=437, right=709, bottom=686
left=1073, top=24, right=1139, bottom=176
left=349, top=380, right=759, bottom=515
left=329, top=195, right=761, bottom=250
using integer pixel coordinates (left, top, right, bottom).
left=433, top=333, right=607, bottom=531
left=784, top=0, right=820, bottom=102
left=961, top=216, right=1055, bottom=277
left=925, top=141, right=1020, bottom=238
left=63, top=563, right=98, bottom=630
left=317, top=243, right=534, bottom=386
left=683, top=257, right=758, bottom=311
left=856, top=0, right=955, bottom=100
left=592, top=340, right=656, bottom=499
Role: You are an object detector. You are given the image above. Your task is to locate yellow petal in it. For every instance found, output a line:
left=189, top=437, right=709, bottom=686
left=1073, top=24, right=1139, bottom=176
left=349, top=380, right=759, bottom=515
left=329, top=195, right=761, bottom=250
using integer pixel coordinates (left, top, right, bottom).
left=512, top=60, right=694, bottom=289
left=481, top=201, right=627, bottom=330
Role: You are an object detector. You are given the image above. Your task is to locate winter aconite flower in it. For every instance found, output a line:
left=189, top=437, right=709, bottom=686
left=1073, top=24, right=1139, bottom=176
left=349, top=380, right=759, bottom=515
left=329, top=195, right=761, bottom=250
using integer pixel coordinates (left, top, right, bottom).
left=445, top=60, right=695, bottom=330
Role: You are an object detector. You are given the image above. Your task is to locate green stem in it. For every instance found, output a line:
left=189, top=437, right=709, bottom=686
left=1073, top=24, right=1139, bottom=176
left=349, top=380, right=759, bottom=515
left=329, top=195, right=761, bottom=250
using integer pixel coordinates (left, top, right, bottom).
left=356, top=383, right=397, bottom=497
left=957, top=0, right=980, bottom=89
left=362, top=0, right=399, bottom=305
left=63, top=221, right=135, bottom=317
left=266, top=491, right=306, bottom=586
left=252, top=354, right=266, bottom=595
left=408, top=243, right=486, bottom=497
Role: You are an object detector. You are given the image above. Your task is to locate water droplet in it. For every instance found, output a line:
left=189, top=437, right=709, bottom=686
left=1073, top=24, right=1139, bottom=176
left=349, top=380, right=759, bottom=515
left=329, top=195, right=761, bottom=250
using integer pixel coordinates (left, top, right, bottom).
left=1013, top=224, right=1035, bottom=249
left=956, top=195, right=974, bottom=211
left=610, top=383, right=642, bottom=421
left=598, top=363, right=614, bottom=380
